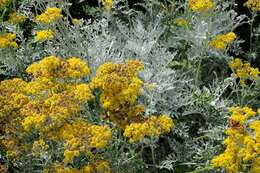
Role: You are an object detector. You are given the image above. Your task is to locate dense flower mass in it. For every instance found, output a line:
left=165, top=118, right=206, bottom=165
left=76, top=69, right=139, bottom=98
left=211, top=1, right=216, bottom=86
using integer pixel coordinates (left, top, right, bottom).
left=91, top=60, right=145, bottom=128
left=123, top=115, right=174, bottom=143
left=0, top=56, right=113, bottom=171
left=26, top=55, right=90, bottom=79
left=229, top=58, right=260, bottom=85
left=0, top=33, right=18, bottom=48
left=244, top=0, right=260, bottom=11
left=8, top=12, right=26, bottom=24
left=209, top=32, right=236, bottom=50
left=35, top=30, right=54, bottom=42
left=211, top=106, right=260, bottom=173
left=188, top=0, right=214, bottom=12
left=36, top=7, right=63, bottom=24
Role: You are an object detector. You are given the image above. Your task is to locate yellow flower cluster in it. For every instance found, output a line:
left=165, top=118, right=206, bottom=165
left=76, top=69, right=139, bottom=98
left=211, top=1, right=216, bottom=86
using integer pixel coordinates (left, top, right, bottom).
left=175, top=18, right=188, bottom=28
left=244, top=0, right=260, bottom=11
left=102, top=0, right=113, bottom=10
left=72, top=18, right=80, bottom=25
left=209, top=32, right=237, bottom=50
left=52, top=160, right=111, bottom=173
left=123, top=115, right=174, bottom=143
left=35, top=30, right=54, bottom=42
left=0, top=32, right=18, bottom=48
left=188, top=0, right=214, bottom=12
left=229, top=58, right=260, bottom=85
left=0, top=78, right=29, bottom=159
left=89, top=125, right=113, bottom=148
left=8, top=12, right=26, bottom=24
left=36, top=7, right=63, bottom=24
left=50, top=119, right=110, bottom=165
left=91, top=60, right=145, bottom=128
left=211, top=106, right=260, bottom=173
left=0, top=0, right=9, bottom=8
left=26, top=55, right=90, bottom=79
left=0, top=164, right=7, bottom=173
left=0, top=56, right=95, bottom=164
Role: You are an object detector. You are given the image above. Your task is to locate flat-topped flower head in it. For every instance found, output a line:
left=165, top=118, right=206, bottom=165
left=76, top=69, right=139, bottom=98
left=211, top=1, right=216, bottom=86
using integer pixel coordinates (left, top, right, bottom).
left=36, top=7, right=63, bottom=24
left=35, top=30, right=54, bottom=42
left=0, top=33, right=18, bottom=49
left=123, top=115, right=174, bottom=143
left=91, top=60, right=145, bottom=128
left=26, top=56, right=90, bottom=79
left=209, top=32, right=236, bottom=50
left=189, top=0, right=214, bottom=12
left=102, top=0, right=113, bottom=10
left=244, top=0, right=260, bottom=11
left=229, top=58, right=260, bottom=85
left=8, top=12, right=26, bottom=24
left=0, top=0, right=9, bottom=8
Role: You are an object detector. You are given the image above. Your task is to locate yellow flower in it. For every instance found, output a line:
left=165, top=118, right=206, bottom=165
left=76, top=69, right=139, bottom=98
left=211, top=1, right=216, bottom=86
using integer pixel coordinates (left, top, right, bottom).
left=22, top=114, right=47, bottom=131
left=212, top=106, right=260, bottom=173
left=35, top=30, right=54, bottom=42
left=26, top=55, right=63, bottom=78
left=0, top=33, right=18, bottom=48
left=83, top=165, right=94, bottom=173
left=209, top=32, right=236, bottom=50
left=124, top=115, right=174, bottom=143
left=89, top=125, right=112, bottom=148
left=66, top=57, right=91, bottom=78
left=189, top=0, right=214, bottom=12
left=157, top=115, right=174, bottom=133
left=95, top=160, right=111, bottom=173
left=0, top=0, right=9, bottom=8
left=123, top=122, right=149, bottom=143
left=8, top=12, right=26, bottom=24
left=72, top=18, right=80, bottom=25
left=244, top=0, right=260, bottom=11
left=229, top=58, right=260, bottom=85
left=229, top=58, right=242, bottom=70
left=0, top=164, right=7, bottom=173
left=63, top=150, right=80, bottom=164
left=175, top=18, right=188, bottom=27
left=74, top=84, right=93, bottom=102
left=91, top=60, right=144, bottom=128
left=36, top=7, right=63, bottom=24
left=102, top=0, right=113, bottom=10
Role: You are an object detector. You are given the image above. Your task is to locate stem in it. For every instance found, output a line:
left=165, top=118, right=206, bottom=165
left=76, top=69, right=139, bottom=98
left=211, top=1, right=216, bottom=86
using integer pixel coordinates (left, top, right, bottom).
left=195, top=55, right=203, bottom=87
left=150, top=145, right=157, bottom=173
left=249, top=12, right=256, bottom=56
left=194, top=45, right=206, bottom=88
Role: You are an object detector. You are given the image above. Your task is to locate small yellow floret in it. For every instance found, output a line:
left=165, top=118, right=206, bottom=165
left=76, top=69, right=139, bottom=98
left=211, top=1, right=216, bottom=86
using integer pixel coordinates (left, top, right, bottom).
left=36, top=7, right=63, bottom=24
left=0, top=33, right=18, bottom=48
left=209, top=32, right=236, bottom=50
left=244, top=0, right=260, bottom=11
left=8, top=12, right=26, bottom=24
left=189, top=0, right=214, bottom=12
left=35, top=30, right=54, bottom=42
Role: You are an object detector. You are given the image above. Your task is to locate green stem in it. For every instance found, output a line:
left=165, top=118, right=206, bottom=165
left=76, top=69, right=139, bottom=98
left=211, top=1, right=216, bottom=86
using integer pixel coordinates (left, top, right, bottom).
left=150, top=145, right=157, bottom=173
left=195, top=55, right=203, bottom=87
